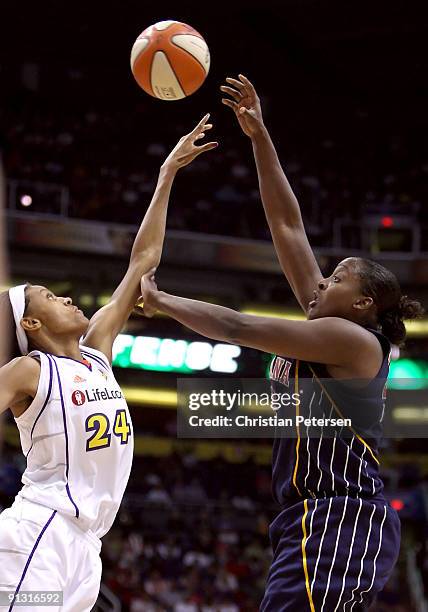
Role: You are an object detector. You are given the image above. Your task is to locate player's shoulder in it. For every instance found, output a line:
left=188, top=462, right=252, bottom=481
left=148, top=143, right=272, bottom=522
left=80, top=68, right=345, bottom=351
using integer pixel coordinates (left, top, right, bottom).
left=8, top=355, right=41, bottom=378
left=313, top=317, right=383, bottom=357
left=316, top=316, right=379, bottom=341
left=3, top=356, right=41, bottom=395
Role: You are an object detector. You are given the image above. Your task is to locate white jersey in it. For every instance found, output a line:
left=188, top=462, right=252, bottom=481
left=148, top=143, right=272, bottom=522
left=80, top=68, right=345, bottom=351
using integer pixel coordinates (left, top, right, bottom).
left=14, top=346, right=133, bottom=538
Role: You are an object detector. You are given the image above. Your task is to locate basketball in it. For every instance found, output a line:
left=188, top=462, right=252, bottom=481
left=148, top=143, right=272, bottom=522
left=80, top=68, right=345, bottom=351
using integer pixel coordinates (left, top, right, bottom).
left=130, top=20, right=210, bottom=101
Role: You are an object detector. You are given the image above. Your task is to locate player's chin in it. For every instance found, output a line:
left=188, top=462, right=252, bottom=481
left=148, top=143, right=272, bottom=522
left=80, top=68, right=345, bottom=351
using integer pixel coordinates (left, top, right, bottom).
left=77, top=316, right=90, bottom=334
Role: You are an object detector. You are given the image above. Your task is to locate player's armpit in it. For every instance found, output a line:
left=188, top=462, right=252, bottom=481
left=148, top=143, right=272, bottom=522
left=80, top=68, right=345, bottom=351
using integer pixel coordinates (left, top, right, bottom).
left=0, top=356, right=40, bottom=415
left=230, top=315, right=381, bottom=375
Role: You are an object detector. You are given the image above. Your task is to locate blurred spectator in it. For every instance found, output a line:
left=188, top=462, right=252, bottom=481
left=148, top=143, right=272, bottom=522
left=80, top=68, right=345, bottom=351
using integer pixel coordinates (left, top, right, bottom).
left=0, top=444, right=420, bottom=610
left=3, top=88, right=426, bottom=247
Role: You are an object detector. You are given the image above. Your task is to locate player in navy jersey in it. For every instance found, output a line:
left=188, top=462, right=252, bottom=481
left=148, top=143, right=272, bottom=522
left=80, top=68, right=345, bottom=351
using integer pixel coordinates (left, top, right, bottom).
left=140, top=77, right=425, bottom=610
left=0, top=115, right=217, bottom=611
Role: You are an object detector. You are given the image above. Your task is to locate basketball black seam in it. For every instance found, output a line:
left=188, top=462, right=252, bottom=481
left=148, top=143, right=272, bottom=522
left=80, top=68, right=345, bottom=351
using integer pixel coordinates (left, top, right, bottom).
left=170, top=39, right=209, bottom=76
left=153, top=51, right=186, bottom=98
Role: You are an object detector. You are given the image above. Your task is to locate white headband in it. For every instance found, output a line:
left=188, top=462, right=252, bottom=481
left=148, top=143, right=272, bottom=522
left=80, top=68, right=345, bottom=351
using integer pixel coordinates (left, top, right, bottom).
left=9, top=285, right=29, bottom=355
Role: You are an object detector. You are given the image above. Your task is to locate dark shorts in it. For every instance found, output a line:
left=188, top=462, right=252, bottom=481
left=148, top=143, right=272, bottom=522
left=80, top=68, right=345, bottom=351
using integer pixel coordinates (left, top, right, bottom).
left=260, top=496, right=401, bottom=611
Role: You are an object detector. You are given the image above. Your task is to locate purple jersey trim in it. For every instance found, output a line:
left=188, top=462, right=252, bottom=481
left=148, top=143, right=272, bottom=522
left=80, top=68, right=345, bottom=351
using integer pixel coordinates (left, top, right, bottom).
left=8, top=510, right=57, bottom=611
left=25, top=355, right=54, bottom=459
left=80, top=348, right=111, bottom=373
left=49, top=356, right=80, bottom=519
left=55, top=354, right=92, bottom=371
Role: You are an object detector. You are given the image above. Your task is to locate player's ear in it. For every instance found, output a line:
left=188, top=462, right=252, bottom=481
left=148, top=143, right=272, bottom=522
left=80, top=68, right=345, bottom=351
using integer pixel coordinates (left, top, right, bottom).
left=353, top=296, right=374, bottom=311
left=21, top=317, right=42, bottom=332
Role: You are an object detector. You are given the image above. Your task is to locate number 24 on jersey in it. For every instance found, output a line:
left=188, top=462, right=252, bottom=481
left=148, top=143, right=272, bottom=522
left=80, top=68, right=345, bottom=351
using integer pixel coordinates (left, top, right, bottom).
left=85, top=409, right=131, bottom=452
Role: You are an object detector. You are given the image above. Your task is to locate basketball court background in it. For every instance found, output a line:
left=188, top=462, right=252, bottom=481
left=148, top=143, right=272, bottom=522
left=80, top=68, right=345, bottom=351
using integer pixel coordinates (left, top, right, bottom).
left=1, top=1, right=427, bottom=610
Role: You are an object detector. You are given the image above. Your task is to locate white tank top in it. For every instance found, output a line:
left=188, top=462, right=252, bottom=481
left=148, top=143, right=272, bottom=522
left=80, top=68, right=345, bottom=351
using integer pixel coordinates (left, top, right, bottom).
left=14, top=346, right=134, bottom=538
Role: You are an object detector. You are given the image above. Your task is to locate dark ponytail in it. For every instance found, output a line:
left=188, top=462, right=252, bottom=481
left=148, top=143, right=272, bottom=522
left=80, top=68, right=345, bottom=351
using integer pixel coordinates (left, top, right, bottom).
left=379, top=295, right=424, bottom=346
left=356, top=259, right=425, bottom=346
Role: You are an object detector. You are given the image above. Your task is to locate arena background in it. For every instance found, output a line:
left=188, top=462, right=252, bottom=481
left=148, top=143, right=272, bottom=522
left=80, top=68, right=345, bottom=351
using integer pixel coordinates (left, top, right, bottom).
left=1, top=0, right=428, bottom=610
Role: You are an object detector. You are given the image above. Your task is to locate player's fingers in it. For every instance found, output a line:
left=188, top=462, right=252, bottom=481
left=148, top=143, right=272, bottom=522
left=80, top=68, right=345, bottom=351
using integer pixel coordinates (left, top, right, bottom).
left=193, top=124, right=213, bottom=143
left=195, top=124, right=212, bottom=137
left=221, top=98, right=239, bottom=111
left=197, top=121, right=213, bottom=134
left=238, top=74, right=257, bottom=96
left=199, top=112, right=210, bottom=124
left=225, top=77, right=245, bottom=92
left=197, top=141, right=219, bottom=153
left=220, top=85, right=241, bottom=102
left=192, top=113, right=210, bottom=134
left=239, top=107, right=257, bottom=121
left=220, top=85, right=242, bottom=102
left=191, top=122, right=213, bottom=143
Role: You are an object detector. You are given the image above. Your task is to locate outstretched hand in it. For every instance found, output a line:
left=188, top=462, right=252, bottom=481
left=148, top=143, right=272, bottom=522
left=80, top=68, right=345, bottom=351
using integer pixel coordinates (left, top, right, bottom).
left=162, top=114, right=218, bottom=171
left=220, top=74, right=264, bottom=138
left=139, top=268, right=160, bottom=318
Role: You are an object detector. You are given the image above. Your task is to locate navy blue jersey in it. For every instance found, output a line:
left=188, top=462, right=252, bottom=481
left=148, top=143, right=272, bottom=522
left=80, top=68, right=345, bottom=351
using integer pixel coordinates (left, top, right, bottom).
left=263, top=329, right=399, bottom=610
left=260, top=494, right=400, bottom=611
left=270, top=328, right=391, bottom=505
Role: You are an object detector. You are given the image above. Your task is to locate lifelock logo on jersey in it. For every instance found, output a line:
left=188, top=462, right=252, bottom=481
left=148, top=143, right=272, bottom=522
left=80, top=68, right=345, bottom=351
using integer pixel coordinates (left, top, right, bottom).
left=71, top=387, right=124, bottom=406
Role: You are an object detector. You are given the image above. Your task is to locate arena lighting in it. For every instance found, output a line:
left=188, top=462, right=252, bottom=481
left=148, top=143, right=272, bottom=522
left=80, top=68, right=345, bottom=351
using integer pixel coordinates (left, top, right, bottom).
left=389, top=359, right=425, bottom=378
left=20, top=194, right=32, bottom=207
left=390, top=499, right=404, bottom=511
left=112, top=334, right=241, bottom=374
left=97, top=295, right=111, bottom=307
left=381, top=216, right=394, bottom=228
left=388, top=359, right=428, bottom=389
left=404, top=319, right=428, bottom=337
left=241, top=308, right=306, bottom=321
left=121, top=386, right=176, bottom=407
left=79, top=294, right=95, bottom=307
left=393, top=407, right=428, bottom=422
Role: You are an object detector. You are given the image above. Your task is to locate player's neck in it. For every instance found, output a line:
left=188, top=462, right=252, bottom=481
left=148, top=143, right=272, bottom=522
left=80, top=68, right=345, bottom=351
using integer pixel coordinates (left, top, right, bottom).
left=39, top=336, right=84, bottom=362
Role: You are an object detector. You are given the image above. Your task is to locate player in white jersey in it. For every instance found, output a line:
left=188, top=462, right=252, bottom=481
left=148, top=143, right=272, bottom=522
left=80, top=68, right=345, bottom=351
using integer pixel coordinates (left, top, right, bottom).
left=0, top=115, right=217, bottom=611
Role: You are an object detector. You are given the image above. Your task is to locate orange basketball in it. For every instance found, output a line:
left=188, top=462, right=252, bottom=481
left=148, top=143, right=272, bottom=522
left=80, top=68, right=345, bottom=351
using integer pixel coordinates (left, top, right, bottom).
left=130, top=20, right=210, bottom=101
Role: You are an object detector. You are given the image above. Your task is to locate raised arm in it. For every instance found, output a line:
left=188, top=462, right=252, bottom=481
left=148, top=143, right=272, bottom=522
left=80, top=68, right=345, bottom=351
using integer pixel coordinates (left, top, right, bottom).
left=140, top=271, right=382, bottom=378
left=83, top=115, right=218, bottom=362
left=221, top=75, right=322, bottom=313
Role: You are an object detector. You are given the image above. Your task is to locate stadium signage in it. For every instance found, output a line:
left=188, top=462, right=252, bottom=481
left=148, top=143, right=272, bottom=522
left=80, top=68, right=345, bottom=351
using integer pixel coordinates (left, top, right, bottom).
left=112, top=334, right=241, bottom=374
